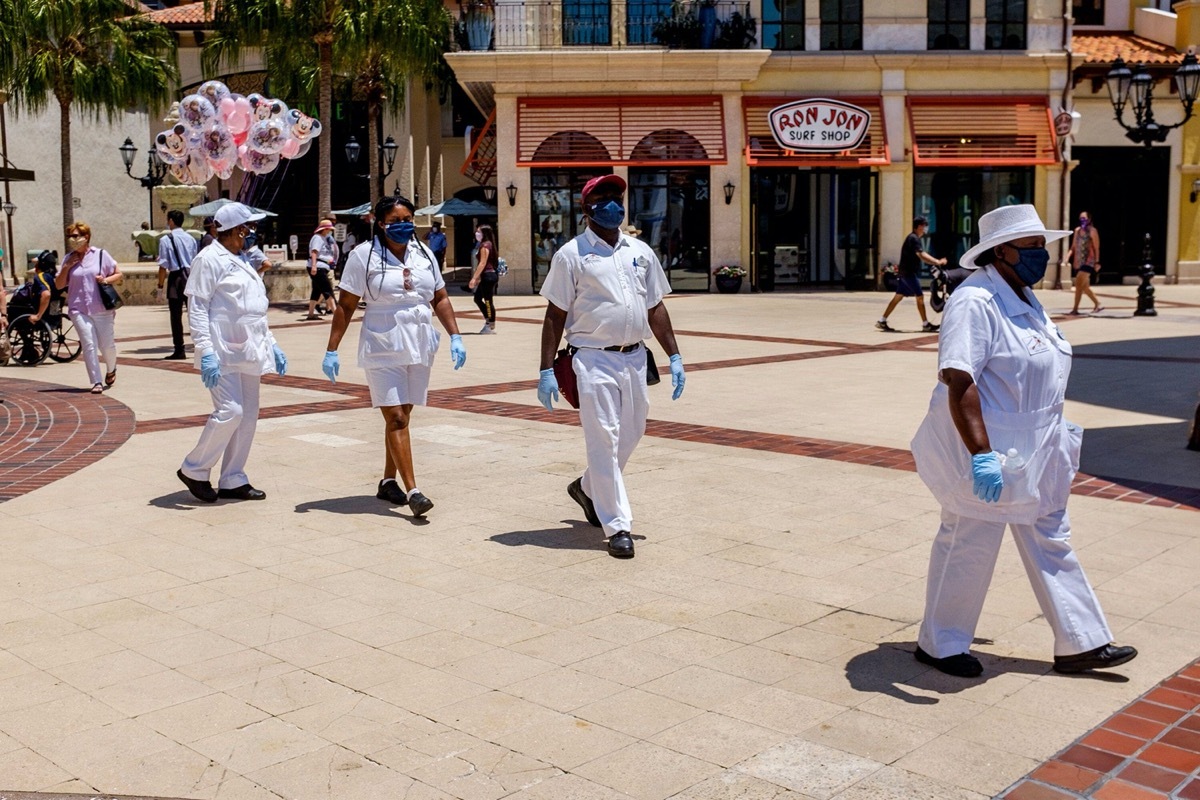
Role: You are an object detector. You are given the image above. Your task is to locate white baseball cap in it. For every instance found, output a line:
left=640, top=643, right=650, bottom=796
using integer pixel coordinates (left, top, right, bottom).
left=214, top=202, right=267, bottom=232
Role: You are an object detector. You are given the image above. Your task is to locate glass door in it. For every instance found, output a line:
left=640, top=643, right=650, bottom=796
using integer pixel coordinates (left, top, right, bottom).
left=530, top=168, right=609, bottom=292
left=628, top=167, right=711, bottom=291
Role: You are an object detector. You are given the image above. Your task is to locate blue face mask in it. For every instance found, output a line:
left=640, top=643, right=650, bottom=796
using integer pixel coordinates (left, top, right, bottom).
left=384, top=221, right=415, bottom=245
left=588, top=200, right=625, bottom=230
left=1010, top=246, right=1050, bottom=286
left=243, top=233, right=257, bottom=249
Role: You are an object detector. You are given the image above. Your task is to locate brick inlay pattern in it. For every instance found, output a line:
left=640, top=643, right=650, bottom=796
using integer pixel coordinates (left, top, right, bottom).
left=0, top=377, right=136, bottom=502
left=1000, top=661, right=1200, bottom=799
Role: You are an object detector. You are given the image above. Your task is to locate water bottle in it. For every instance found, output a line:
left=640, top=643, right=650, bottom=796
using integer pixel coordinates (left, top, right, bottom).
left=999, top=448, right=1025, bottom=471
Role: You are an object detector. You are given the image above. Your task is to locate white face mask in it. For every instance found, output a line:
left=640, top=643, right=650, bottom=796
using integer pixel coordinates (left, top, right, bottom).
left=475, top=231, right=483, bottom=242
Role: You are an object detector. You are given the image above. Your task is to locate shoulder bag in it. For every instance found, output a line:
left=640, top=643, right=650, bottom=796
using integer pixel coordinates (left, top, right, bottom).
left=97, top=250, right=124, bottom=310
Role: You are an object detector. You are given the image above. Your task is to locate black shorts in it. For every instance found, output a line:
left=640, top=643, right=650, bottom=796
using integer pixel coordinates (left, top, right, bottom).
left=310, top=267, right=334, bottom=301
left=1077, top=264, right=1097, bottom=277
left=896, top=274, right=923, bottom=297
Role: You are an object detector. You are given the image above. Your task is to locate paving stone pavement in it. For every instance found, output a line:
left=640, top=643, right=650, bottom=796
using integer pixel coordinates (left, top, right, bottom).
left=0, top=286, right=1198, bottom=800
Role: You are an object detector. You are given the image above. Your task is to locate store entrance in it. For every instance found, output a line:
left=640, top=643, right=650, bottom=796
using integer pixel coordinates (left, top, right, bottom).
left=530, top=168, right=610, bottom=292
left=1070, top=146, right=1170, bottom=281
left=628, top=167, right=711, bottom=292
left=750, top=168, right=876, bottom=290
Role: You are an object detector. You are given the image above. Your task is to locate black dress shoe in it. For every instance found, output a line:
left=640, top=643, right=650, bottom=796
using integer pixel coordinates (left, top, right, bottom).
left=568, top=478, right=601, bottom=528
left=163, top=352, right=187, bottom=360
left=915, top=645, right=983, bottom=678
left=408, top=491, right=434, bottom=517
left=1053, top=644, right=1138, bottom=674
left=376, top=479, right=408, bottom=505
left=608, top=532, right=635, bottom=558
left=217, top=484, right=266, bottom=501
left=177, top=469, right=217, bottom=503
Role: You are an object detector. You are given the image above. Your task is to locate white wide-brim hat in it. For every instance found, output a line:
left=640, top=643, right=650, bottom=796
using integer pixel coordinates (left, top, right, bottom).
left=959, top=204, right=1070, bottom=269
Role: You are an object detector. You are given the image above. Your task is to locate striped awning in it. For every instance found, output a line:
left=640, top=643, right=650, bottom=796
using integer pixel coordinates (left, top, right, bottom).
left=743, top=96, right=889, bottom=167
left=908, top=97, right=1059, bottom=166
left=517, top=96, right=727, bottom=167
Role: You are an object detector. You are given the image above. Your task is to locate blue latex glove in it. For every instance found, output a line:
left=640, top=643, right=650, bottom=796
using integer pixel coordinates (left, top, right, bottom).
left=450, top=334, right=466, bottom=370
left=972, top=452, right=1004, bottom=503
left=537, top=368, right=559, bottom=411
left=669, top=353, right=686, bottom=400
left=273, top=344, right=287, bottom=376
left=200, top=353, right=221, bottom=389
left=322, top=350, right=339, bottom=384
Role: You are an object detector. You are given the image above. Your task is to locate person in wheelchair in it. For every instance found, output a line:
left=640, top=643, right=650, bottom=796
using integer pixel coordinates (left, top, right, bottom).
left=9, top=250, right=57, bottom=325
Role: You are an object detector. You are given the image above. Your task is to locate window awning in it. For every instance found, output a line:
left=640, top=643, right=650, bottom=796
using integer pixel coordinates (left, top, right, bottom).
left=907, top=97, right=1058, bottom=166
left=743, top=96, right=889, bottom=167
left=517, top=96, right=726, bottom=167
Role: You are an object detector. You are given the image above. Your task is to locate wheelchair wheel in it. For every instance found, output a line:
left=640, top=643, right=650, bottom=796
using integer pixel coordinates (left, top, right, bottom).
left=6, top=315, right=52, bottom=366
left=48, top=316, right=82, bottom=362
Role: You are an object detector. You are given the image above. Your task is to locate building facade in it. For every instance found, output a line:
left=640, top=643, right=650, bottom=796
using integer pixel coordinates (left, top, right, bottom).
left=446, top=0, right=1200, bottom=292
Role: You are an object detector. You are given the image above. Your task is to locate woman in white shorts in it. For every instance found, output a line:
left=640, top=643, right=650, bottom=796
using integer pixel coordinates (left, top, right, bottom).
left=322, top=195, right=466, bottom=517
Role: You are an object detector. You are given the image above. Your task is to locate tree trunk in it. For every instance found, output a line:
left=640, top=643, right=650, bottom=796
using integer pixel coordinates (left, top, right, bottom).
left=318, top=39, right=333, bottom=218
left=58, top=96, right=74, bottom=230
left=368, top=97, right=380, bottom=201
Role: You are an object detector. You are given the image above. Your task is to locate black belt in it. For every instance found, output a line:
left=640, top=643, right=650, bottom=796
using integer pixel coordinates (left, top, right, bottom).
left=602, top=343, right=642, bottom=353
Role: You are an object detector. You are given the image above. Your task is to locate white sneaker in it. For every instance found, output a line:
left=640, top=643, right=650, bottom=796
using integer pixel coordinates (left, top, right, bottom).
left=479, top=324, right=495, bottom=335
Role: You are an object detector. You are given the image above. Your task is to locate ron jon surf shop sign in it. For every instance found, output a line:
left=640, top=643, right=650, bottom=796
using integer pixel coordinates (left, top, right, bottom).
left=768, top=98, right=871, bottom=152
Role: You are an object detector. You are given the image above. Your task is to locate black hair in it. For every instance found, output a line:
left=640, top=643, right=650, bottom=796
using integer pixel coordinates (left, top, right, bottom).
left=913, top=215, right=929, bottom=228
left=167, top=209, right=185, bottom=227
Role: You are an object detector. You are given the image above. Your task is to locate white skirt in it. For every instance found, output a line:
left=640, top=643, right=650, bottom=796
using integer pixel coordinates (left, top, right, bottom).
left=366, top=363, right=432, bottom=408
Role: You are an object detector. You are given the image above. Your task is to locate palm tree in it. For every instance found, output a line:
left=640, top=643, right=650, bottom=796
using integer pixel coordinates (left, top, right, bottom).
left=204, top=0, right=450, bottom=213
left=340, top=0, right=450, bottom=200
left=205, top=0, right=343, bottom=217
left=0, top=0, right=178, bottom=229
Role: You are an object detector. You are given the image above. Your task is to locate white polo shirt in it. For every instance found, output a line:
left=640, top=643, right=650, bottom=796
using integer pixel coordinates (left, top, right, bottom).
left=938, top=265, right=1072, bottom=413
left=540, top=226, right=671, bottom=349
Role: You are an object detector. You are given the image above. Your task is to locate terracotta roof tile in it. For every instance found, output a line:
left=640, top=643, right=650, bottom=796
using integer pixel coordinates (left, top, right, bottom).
left=1074, top=32, right=1183, bottom=65
left=145, top=2, right=211, bottom=27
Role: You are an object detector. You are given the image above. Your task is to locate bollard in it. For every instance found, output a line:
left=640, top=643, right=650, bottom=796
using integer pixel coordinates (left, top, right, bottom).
left=1134, top=232, right=1158, bottom=317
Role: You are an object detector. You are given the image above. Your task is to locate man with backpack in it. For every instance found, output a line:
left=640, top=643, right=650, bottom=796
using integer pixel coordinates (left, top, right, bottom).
left=158, top=210, right=198, bottom=360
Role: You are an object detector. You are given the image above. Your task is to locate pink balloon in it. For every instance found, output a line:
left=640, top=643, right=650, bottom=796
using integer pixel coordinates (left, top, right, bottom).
left=224, top=96, right=252, bottom=135
left=279, top=137, right=301, bottom=159
left=231, top=129, right=248, bottom=147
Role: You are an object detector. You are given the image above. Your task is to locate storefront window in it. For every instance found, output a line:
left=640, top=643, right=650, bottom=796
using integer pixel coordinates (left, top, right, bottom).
left=563, top=0, right=611, bottom=45
left=751, top=168, right=875, bottom=290
left=913, top=168, right=1033, bottom=268
left=820, top=0, right=862, bottom=50
left=1073, top=0, right=1103, bottom=25
left=628, top=167, right=712, bottom=292
left=530, top=169, right=608, bottom=291
left=985, top=0, right=1026, bottom=50
left=763, top=0, right=804, bottom=51
left=928, top=0, right=969, bottom=49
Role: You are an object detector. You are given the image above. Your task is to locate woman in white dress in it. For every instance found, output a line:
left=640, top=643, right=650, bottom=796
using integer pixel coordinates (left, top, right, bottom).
left=322, top=195, right=466, bottom=517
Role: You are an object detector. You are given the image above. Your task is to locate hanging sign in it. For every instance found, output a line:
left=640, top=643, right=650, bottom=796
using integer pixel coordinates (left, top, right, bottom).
left=767, top=98, right=871, bottom=152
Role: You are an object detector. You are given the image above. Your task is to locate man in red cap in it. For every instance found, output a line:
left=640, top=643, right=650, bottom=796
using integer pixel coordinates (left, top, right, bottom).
left=537, top=174, right=687, bottom=559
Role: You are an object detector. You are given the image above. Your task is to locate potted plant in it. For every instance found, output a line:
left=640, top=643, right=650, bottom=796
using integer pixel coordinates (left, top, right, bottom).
left=462, top=0, right=494, bottom=51
left=714, top=264, right=746, bottom=293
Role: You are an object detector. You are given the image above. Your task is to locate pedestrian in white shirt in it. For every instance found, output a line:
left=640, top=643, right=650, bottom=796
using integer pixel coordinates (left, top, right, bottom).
left=157, top=209, right=198, bottom=359
left=910, top=204, right=1136, bottom=678
left=176, top=203, right=288, bottom=504
left=307, top=219, right=339, bottom=320
left=537, top=174, right=686, bottom=559
left=321, top=195, right=466, bottom=518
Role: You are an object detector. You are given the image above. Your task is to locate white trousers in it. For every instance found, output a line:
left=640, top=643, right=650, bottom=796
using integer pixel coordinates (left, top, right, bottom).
left=180, top=371, right=261, bottom=489
left=72, top=311, right=117, bottom=386
left=918, top=507, right=1113, bottom=658
left=574, top=347, right=649, bottom=537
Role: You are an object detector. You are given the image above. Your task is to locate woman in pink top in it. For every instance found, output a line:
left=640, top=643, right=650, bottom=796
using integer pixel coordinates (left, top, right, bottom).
left=55, top=222, right=123, bottom=394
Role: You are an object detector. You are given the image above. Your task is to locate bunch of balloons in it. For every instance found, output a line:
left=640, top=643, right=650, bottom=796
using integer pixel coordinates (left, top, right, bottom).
left=154, top=80, right=324, bottom=184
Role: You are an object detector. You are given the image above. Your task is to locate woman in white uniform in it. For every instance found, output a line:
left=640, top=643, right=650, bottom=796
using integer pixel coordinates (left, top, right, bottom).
left=177, top=203, right=288, bottom=504
left=322, top=195, right=466, bottom=517
left=911, top=205, right=1136, bottom=678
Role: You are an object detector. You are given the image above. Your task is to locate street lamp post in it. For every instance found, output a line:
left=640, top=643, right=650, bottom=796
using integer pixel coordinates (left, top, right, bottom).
left=118, top=138, right=168, bottom=225
left=345, top=135, right=399, bottom=186
left=1105, top=52, right=1200, bottom=146
left=2, top=199, right=14, bottom=281
left=1135, top=232, right=1158, bottom=317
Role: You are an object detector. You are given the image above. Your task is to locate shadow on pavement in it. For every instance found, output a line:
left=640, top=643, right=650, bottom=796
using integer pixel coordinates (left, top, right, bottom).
left=844, top=642, right=1127, bottom=703
left=491, top=524, right=643, bottom=551
left=149, top=491, right=215, bottom=510
left=294, top=496, right=430, bottom=525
